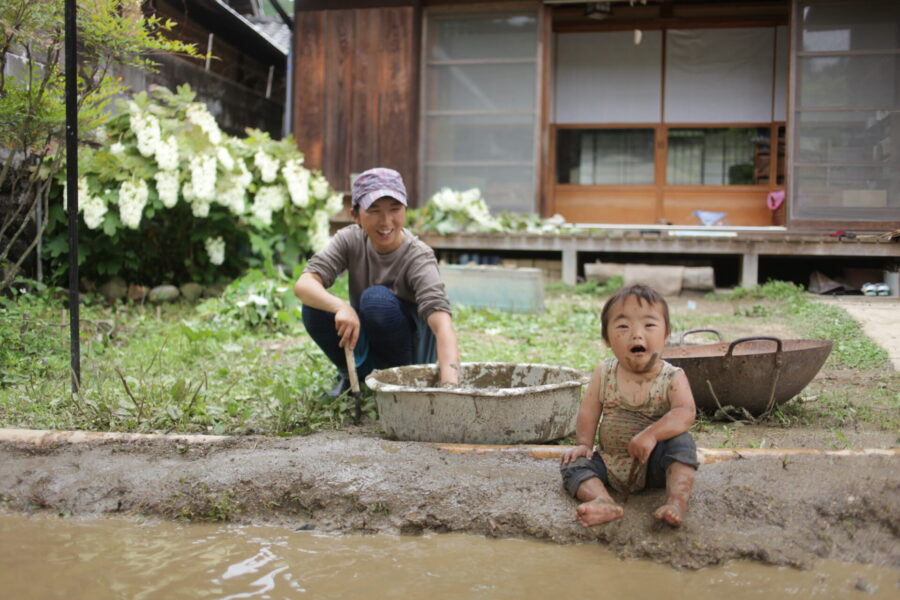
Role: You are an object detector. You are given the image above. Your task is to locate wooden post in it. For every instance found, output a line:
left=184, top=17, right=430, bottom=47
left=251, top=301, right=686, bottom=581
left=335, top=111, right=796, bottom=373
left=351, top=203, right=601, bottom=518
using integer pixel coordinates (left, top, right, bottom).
left=205, top=34, right=214, bottom=71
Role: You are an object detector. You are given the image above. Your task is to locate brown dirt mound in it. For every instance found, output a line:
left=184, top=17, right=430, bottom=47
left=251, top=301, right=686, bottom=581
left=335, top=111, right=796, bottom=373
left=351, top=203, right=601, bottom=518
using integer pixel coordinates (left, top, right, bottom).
left=1, top=432, right=897, bottom=570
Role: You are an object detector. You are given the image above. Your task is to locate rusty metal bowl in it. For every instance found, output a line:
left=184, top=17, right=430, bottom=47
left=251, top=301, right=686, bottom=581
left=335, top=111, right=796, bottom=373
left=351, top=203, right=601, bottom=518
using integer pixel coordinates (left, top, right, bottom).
left=661, top=329, right=833, bottom=416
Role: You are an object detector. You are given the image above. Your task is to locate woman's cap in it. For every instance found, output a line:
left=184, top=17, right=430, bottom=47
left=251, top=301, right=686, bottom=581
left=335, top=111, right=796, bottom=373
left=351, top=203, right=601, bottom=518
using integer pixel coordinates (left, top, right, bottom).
left=352, top=168, right=408, bottom=211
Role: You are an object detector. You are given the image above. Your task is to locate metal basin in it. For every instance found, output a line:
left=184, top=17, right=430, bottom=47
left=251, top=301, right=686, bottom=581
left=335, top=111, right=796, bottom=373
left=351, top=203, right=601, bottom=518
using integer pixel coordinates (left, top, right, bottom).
left=661, top=329, right=833, bottom=416
left=365, top=362, right=589, bottom=444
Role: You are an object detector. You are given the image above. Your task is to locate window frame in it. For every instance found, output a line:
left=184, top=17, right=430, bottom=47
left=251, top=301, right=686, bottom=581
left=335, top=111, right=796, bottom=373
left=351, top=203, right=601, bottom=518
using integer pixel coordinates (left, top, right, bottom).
left=554, top=122, right=785, bottom=188
left=418, top=4, right=544, bottom=213
left=789, top=0, right=900, bottom=227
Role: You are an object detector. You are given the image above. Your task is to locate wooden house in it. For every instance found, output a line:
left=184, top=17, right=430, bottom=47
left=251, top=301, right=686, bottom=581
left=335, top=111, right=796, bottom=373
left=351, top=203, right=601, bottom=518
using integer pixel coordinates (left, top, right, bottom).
left=143, top=0, right=290, bottom=136
left=290, top=0, right=900, bottom=286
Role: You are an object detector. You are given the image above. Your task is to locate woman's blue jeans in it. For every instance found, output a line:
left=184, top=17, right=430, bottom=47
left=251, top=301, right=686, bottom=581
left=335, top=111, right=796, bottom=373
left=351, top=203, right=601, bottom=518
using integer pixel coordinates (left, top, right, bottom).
left=302, top=285, right=434, bottom=382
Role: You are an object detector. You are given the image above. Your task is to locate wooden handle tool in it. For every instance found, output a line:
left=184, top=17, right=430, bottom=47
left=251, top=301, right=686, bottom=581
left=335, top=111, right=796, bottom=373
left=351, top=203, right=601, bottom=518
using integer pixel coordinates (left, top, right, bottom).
left=344, top=345, right=362, bottom=423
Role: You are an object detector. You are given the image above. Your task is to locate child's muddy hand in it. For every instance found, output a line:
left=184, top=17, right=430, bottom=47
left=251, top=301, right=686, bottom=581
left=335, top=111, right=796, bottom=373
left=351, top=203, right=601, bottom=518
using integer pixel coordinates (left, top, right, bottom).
left=628, top=431, right=656, bottom=464
left=561, top=444, right=592, bottom=465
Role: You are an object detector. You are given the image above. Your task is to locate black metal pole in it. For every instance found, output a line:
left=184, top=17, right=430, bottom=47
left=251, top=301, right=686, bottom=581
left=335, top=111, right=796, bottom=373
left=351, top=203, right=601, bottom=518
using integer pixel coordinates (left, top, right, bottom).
left=65, top=0, right=80, bottom=392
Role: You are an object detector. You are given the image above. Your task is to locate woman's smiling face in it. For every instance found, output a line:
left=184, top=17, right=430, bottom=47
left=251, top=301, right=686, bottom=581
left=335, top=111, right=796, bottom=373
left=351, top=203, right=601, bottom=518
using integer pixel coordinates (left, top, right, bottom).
left=355, top=197, right=406, bottom=254
left=607, top=294, right=670, bottom=374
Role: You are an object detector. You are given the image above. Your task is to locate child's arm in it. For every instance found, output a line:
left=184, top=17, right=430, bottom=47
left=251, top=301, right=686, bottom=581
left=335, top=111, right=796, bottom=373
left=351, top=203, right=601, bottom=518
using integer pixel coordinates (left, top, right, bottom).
left=560, top=362, right=605, bottom=465
left=628, top=370, right=696, bottom=464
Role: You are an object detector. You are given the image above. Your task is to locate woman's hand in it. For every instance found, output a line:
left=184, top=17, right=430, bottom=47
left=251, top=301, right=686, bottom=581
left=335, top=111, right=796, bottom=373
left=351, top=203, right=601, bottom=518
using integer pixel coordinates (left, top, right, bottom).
left=334, top=304, right=360, bottom=350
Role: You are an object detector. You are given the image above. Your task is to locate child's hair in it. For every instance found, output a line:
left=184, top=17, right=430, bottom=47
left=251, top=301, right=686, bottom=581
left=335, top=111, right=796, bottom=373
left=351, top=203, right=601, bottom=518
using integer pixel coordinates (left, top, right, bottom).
left=600, top=284, right=671, bottom=344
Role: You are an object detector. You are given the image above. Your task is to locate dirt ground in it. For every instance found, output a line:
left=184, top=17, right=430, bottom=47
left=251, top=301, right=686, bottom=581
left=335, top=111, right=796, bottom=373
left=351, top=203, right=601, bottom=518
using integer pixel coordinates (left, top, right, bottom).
left=0, top=432, right=897, bottom=570
left=1, top=295, right=898, bottom=571
left=816, top=296, right=900, bottom=371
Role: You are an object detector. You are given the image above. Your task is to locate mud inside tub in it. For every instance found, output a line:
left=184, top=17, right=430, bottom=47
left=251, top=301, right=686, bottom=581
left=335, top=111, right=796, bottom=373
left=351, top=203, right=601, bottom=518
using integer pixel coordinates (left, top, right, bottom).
left=370, top=362, right=586, bottom=392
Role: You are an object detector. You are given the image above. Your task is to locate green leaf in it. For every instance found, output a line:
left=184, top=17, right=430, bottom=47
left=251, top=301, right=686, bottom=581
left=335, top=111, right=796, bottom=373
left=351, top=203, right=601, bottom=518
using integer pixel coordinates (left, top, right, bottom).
left=101, top=210, right=122, bottom=236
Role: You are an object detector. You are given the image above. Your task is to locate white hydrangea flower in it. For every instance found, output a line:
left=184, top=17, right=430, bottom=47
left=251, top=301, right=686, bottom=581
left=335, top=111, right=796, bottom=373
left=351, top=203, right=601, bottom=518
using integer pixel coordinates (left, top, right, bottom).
left=186, top=103, right=222, bottom=144
left=63, top=177, right=108, bottom=229
left=251, top=185, right=287, bottom=226
left=282, top=159, right=310, bottom=208
left=191, top=196, right=212, bottom=218
left=309, top=209, right=331, bottom=252
left=218, top=176, right=247, bottom=215
left=428, top=187, right=499, bottom=232
left=460, top=188, right=483, bottom=205
left=73, top=178, right=107, bottom=230
left=110, top=142, right=126, bottom=155
left=204, top=236, right=225, bottom=266
left=66, top=177, right=90, bottom=209
left=118, top=179, right=149, bottom=229
left=181, top=180, right=211, bottom=217
left=234, top=158, right=253, bottom=188
left=182, top=180, right=196, bottom=202
left=217, top=146, right=234, bottom=172
left=154, top=169, right=180, bottom=208
left=325, top=193, right=344, bottom=216
left=254, top=149, right=280, bottom=183
left=81, top=194, right=108, bottom=230
left=311, top=175, right=329, bottom=200
left=431, top=188, right=462, bottom=212
left=129, top=111, right=161, bottom=158
left=251, top=206, right=272, bottom=226
left=189, top=154, right=217, bottom=201
left=155, top=135, right=179, bottom=171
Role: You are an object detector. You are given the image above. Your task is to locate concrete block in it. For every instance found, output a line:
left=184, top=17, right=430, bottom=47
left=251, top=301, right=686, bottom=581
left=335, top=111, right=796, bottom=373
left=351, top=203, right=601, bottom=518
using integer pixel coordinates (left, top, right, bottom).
left=624, top=264, right=685, bottom=297
left=584, top=262, right=625, bottom=283
left=683, top=266, right=716, bottom=291
left=440, top=265, right=545, bottom=313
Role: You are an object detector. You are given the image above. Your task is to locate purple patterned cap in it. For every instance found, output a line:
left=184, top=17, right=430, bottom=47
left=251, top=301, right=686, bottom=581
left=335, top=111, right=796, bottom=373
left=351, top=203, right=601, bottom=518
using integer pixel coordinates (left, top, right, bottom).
left=351, top=167, right=407, bottom=211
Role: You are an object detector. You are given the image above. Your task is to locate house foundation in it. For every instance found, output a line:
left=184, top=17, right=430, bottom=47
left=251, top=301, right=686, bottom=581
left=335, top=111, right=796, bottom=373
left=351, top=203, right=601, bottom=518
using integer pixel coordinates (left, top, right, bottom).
left=420, top=228, right=900, bottom=288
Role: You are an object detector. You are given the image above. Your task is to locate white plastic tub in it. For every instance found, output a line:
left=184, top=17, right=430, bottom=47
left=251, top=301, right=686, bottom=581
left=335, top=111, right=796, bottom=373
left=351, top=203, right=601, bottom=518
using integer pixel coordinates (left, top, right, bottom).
left=366, top=362, right=589, bottom=444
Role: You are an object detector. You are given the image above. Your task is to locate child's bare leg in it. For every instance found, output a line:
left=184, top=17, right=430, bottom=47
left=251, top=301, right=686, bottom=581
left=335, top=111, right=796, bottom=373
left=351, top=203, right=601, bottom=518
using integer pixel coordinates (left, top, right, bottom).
left=654, top=462, right=695, bottom=527
left=575, top=477, right=624, bottom=527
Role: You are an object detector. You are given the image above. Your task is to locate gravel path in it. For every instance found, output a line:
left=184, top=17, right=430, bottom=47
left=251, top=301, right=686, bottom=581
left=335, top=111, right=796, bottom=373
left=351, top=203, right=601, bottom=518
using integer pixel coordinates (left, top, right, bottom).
left=815, top=296, right=900, bottom=371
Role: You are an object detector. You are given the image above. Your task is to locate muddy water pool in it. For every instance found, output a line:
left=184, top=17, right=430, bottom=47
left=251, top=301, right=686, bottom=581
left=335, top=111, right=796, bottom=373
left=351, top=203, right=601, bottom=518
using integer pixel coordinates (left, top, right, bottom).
left=1, top=514, right=897, bottom=599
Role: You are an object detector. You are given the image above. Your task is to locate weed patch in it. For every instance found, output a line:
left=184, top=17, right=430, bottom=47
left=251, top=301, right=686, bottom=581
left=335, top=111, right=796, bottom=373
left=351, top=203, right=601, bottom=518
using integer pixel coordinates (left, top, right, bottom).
left=1, top=277, right=894, bottom=439
left=720, top=281, right=888, bottom=370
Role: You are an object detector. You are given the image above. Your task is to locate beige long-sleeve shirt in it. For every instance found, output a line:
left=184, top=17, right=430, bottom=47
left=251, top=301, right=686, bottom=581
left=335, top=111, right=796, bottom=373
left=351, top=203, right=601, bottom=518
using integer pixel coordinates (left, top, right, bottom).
left=304, top=225, right=451, bottom=322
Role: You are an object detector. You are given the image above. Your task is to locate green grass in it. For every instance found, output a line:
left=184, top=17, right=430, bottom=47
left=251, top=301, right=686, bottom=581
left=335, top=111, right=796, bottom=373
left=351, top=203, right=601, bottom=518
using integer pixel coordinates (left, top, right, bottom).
left=0, top=276, right=894, bottom=437
left=0, top=275, right=355, bottom=435
left=454, top=294, right=609, bottom=372
left=717, top=281, right=889, bottom=370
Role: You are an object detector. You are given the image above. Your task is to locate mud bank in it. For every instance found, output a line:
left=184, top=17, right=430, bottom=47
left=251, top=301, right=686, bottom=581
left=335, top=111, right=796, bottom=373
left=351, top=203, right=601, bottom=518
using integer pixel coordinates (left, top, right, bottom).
left=1, top=431, right=898, bottom=570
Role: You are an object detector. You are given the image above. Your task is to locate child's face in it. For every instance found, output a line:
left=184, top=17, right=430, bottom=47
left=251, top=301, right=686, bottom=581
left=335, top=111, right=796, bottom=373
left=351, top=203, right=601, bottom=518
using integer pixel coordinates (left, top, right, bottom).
left=606, top=295, right=669, bottom=374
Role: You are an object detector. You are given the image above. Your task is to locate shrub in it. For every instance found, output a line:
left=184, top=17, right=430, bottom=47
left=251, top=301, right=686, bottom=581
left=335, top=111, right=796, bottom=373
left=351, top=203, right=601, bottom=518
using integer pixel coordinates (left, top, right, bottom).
left=42, top=84, right=344, bottom=287
left=0, top=0, right=203, bottom=294
left=407, top=188, right=576, bottom=235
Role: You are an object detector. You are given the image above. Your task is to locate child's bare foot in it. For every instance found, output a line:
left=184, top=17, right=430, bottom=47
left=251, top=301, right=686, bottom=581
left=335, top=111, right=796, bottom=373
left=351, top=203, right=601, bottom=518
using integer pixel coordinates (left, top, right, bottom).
left=576, top=498, right=624, bottom=527
left=655, top=462, right=695, bottom=527
left=653, top=501, right=686, bottom=526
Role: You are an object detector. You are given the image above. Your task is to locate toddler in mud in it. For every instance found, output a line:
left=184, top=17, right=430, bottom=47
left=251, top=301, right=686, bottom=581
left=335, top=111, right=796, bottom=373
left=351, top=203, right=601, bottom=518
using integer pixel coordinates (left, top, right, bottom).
left=560, top=284, right=699, bottom=527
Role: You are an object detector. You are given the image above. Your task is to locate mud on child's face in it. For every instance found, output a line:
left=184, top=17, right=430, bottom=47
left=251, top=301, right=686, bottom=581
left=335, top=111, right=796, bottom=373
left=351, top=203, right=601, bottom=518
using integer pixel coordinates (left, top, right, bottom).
left=605, top=295, right=669, bottom=374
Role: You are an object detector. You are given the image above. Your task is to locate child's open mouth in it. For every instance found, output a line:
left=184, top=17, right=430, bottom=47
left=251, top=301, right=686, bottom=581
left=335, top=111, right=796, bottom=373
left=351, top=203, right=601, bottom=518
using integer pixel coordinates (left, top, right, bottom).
left=630, top=344, right=646, bottom=354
